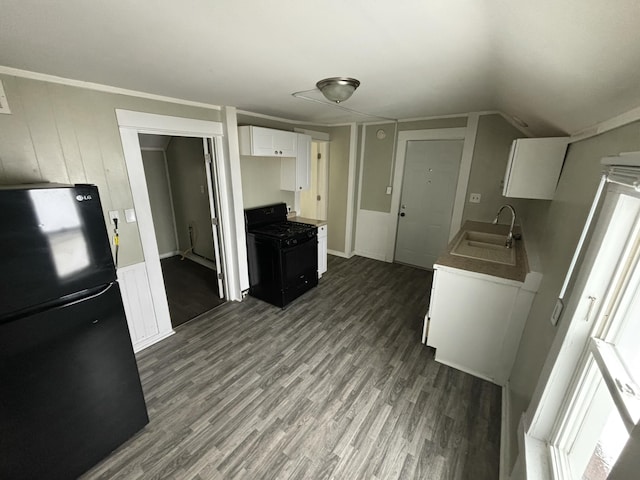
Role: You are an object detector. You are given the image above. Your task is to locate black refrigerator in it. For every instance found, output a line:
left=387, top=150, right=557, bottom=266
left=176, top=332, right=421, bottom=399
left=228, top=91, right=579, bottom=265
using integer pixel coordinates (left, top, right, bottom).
left=0, top=184, right=149, bottom=479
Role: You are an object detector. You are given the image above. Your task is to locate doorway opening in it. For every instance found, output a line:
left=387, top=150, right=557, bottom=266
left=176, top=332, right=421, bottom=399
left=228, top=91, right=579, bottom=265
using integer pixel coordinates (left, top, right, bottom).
left=139, top=134, right=225, bottom=328
left=299, top=141, right=329, bottom=220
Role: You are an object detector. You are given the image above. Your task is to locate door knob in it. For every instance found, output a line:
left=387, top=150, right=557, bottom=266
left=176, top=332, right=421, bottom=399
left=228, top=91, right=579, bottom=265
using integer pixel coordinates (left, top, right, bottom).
left=399, top=212, right=406, bottom=217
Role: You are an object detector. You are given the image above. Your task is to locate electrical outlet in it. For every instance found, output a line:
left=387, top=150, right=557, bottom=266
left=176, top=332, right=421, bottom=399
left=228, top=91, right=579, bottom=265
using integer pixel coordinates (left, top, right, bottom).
left=469, top=193, right=481, bottom=203
left=550, top=299, right=563, bottom=326
left=108, top=210, right=120, bottom=224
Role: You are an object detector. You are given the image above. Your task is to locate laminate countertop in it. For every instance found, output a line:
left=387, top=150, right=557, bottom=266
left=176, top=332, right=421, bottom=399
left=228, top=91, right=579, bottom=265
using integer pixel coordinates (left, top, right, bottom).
left=435, top=220, right=529, bottom=283
left=290, top=216, right=327, bottom=227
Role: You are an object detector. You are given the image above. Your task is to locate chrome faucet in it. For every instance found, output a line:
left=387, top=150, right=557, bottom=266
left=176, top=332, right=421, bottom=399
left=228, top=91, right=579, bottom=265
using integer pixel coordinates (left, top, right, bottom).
left=492, top=204, right=517, bottom=248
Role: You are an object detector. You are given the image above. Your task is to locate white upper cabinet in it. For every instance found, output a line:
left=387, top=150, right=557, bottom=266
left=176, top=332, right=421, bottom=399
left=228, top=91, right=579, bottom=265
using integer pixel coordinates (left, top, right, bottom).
left=238, top=125, right=297, bottom=157
left=503, top=137, right=570, bottom=200
left=280, top=133, right=311, bottom=191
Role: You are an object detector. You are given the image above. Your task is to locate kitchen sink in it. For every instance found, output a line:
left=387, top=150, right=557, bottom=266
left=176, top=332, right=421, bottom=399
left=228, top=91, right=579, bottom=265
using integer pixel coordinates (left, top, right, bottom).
left=450, top=231, right=516, bottom=265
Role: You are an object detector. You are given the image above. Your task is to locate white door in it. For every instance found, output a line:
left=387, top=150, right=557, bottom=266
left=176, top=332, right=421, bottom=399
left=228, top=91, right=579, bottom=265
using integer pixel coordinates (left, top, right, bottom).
left=317, top=142, right=329, bottom=220
left=394, top=140, right=463, bottom=269
left=300, top=141, right=329, bottom=220
left=203, top=138, right=225, bottom=299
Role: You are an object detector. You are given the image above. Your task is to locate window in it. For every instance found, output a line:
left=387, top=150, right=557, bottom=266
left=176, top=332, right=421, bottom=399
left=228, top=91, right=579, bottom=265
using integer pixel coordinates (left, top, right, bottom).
left=548, top=189, right=640, bottom=479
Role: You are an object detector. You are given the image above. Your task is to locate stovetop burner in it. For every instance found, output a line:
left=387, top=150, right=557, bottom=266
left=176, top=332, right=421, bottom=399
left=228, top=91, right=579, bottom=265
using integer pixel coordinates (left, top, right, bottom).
left=251, top=221, right=315, bottom=239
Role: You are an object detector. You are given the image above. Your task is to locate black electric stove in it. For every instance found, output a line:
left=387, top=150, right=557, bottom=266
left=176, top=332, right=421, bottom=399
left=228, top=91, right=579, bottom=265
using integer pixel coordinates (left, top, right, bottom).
left=245, top=203, right=318, bottom=307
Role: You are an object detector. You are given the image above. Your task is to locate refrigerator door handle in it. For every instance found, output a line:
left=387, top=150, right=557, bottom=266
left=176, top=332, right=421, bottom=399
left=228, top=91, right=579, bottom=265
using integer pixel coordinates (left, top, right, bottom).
left=65, top=282, right=115, bottom=308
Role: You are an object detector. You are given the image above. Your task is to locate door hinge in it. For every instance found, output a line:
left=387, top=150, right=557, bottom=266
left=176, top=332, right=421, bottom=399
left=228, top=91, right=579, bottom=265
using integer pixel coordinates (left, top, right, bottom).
left=205, top=153, right=212, bottom=164
left=217, top=272, right=224, bottom=280
left=211, top=217, right=218, bottom=226
left=317, top=195, right=321, bottom=201
left=317, top=153, right=321, bottom=159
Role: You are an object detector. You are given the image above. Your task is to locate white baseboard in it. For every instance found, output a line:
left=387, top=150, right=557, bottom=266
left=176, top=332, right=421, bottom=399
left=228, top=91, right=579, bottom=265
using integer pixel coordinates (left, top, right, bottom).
left=183, top=252, right=217, bottom=270
left=159, top=250, right=179, bottom=260
left=132, top=329, right=175, bottom=353
left=354, top=249, right=388, bottom=262
left=327, top=249, right=354, bottom=259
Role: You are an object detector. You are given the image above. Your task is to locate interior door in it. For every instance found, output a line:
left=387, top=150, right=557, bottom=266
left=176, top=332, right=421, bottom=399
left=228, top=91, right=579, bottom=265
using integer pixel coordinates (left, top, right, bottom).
left=203, top=138, right=225, bottom=299
left=300, top=142, right=318, bottom=218
left=300, top=141, right=329, bottom=220
left=394, top=140, right=463, bottom=269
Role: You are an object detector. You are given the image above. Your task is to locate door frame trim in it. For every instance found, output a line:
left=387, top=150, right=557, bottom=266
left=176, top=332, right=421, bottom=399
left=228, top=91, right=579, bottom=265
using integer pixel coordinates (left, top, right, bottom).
left=117, top=109, right=244, bottom=342
left=387, top=119, right=479, bottom=262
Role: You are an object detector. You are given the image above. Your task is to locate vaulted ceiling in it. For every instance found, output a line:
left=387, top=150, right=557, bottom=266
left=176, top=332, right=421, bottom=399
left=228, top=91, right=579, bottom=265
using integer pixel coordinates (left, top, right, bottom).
left=1, top=1, right=639, bottom=135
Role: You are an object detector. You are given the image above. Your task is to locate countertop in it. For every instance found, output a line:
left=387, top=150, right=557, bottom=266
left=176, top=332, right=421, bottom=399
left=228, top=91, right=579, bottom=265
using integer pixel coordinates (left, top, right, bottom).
left=435, top=220, right=529, bottom=283
left=289, top=216, right=327, bottom=227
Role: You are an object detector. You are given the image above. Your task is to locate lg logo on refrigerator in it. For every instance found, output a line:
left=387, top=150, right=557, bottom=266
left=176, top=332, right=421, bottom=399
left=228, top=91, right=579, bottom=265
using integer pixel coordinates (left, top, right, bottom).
left=75, top=194, right=93, bottom=201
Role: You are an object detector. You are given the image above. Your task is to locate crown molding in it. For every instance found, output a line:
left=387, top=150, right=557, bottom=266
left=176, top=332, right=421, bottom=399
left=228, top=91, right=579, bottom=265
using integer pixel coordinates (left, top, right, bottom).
left=0, top=65, right=222, bottom=111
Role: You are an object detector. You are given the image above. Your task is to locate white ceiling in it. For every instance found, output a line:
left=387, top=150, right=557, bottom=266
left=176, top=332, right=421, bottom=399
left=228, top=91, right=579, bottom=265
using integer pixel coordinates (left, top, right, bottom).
left=2, top=1, right=640, bottom=135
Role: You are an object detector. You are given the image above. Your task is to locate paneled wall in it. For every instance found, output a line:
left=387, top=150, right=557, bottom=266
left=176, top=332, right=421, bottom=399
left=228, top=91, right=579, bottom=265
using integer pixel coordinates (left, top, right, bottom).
left=0, top=74, right=221, bottom=267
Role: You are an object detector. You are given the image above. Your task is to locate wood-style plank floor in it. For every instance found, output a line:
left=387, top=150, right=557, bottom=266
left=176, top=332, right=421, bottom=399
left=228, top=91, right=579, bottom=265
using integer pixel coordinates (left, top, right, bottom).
left=161, top=255, right=225, bottom=328
left=82, top=256, right=500, bottom=480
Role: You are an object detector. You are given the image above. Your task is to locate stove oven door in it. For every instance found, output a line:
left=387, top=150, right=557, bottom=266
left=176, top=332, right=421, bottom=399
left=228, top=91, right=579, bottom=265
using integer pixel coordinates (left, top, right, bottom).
left=280, top=235, right=318, bottom=306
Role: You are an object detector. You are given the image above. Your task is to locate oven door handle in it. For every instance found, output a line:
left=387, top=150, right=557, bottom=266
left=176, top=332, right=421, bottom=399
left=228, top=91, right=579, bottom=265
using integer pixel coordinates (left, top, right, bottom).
left=283, top=235, right=317, bottom=250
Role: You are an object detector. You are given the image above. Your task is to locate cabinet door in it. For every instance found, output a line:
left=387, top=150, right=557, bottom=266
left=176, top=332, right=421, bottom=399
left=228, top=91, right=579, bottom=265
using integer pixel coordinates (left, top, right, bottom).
left=250, top=126, right=277, bottom=156
left=296, top=134, right=311, bottom=191
left=428, top=268, right=518, bottom=383
left=272, top=129, right=297, bottom=157
left=503, top=137, right=569, bottom=200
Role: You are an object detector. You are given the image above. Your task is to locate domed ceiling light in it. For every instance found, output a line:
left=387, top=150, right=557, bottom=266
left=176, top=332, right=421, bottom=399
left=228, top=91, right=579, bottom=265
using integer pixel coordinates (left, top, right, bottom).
left=316, top=77, right=360, bottom=103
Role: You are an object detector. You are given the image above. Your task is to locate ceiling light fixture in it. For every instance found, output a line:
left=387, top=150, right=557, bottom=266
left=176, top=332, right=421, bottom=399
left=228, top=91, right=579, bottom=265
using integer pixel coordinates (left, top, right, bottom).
left=316, top=77, right=360, bottom=103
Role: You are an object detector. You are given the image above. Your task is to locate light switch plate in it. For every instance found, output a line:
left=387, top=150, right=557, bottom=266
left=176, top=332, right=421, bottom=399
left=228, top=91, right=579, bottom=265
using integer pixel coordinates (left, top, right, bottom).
left=125, top=208, right=137, bottom=223
left=386, top=186, right=392, bottom=195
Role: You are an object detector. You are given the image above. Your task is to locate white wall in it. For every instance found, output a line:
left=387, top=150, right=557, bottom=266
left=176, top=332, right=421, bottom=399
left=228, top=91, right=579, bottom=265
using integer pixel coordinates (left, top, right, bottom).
left=239, top=155, right=295, bottom=209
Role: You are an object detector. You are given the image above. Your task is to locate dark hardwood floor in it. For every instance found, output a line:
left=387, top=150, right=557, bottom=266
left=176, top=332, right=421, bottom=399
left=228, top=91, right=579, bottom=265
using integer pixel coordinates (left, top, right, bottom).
left=82, top=255, right=501, bottom=479
left=161, top=255, right=225, bottom=328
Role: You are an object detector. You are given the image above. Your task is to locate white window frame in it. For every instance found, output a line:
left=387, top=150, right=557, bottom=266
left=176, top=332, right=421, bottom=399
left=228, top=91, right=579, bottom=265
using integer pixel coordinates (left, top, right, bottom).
left=549, top=194, right=640, bottom=477
left=517, top=153, right=640, bottom=480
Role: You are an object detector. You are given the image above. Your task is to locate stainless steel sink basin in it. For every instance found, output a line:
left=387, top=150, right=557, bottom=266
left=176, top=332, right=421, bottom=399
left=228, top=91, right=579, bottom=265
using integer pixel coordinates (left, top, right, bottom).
left=450, top=231, right=516, bottom=265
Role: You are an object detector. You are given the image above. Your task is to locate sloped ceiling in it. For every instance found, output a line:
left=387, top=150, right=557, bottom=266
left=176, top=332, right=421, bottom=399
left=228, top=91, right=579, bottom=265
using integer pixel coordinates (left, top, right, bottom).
left=1, top=1, right=639, bottom=135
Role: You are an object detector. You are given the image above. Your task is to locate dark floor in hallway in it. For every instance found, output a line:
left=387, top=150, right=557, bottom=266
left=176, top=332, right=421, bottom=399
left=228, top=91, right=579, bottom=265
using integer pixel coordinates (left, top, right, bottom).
left=160, top=255, right=225, bottom=327
left=83, top=255, right=501, bottom=479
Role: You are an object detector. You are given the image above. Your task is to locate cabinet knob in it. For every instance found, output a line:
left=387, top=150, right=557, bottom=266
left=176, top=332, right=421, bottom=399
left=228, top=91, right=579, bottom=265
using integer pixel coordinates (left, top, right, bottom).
left=299, top=186, right=302, bottom=190
left=274, top=150, right=278, bottom=154
left=279, top=150, right=283, bottom=154
left=399, top=212, right=406, bottom=217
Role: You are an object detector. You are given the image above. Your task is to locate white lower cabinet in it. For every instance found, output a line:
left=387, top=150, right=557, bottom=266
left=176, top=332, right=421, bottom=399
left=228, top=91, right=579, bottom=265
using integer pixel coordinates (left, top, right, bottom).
left=318, top=225, right=327, bottom=278
left=425, top=265, right=538, bottom=385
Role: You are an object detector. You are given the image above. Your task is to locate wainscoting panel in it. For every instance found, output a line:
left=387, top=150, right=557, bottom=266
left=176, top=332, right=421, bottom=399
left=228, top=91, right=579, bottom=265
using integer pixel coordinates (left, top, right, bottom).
left=117, top=262, right=174, bottom=352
